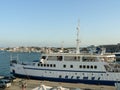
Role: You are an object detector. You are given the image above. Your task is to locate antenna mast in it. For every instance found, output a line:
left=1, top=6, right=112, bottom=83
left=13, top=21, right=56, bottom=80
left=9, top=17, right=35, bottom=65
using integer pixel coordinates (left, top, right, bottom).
left=76, top=20, right=80, bottom=54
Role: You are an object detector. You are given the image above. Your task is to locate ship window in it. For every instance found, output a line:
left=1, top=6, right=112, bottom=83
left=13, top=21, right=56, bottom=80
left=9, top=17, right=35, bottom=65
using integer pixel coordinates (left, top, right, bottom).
left=42, top=56, right=46, bottom=59
left=64, top=56, right=79, bottom=61
left=87, top=65, right=89, bottom=69
left=70, top=65, right=73, bottom=68
left=41, top=64, right=43, bottom=67
left=82, top=57, right=96, bottom=62
left=53, top=64, right=56, bottom=67
left=64, top=56, right=74, bottom=61
left=57, top=56, right=63, bottom=61
left=44, top=64, right=46, bottom=67
left=47, top=64, right=49, bottom=67
left=94, top=65, right=97, bottom=69
left=47, top=56, right=57, bottom=61
left=38, top=63, right=40, bottom=66
left=79, top=65, right=82, bottom=68
left=63, top=65, right=66, bottom=68
left=83, top=65, right=86, bottom=69
left=74, top=56, right=80, bottom=60
left=50, top=64, right=52, bottom=67
left=91, top=65, right=93, bottom=69
left=82, top=57, right=87, bottom=62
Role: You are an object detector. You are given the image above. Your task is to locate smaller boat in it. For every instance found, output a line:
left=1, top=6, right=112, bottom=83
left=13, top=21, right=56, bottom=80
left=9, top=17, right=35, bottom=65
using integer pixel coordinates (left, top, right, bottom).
left=0, top=79, right=11, bottom=88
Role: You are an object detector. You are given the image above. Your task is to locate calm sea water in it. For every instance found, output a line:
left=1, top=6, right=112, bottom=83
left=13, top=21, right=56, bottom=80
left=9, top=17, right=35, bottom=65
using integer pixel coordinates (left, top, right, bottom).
left=0, top=51, right=40, bottom=76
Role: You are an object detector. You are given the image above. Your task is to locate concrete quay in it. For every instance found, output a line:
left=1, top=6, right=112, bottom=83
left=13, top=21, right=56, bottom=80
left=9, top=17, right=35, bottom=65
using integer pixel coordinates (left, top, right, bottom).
left=3, top=78, right=116, bottom=90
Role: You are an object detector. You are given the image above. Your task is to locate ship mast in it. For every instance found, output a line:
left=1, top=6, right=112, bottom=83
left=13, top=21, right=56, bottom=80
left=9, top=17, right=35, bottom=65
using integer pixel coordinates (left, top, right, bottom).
left=76, top=20, right=80, bottom=54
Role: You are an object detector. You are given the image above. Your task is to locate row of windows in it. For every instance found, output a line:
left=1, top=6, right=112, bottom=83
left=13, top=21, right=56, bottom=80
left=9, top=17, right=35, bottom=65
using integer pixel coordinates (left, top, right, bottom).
left=63, top=64, right=97, bottom=69
left=38, top=63, right=97, bottom=69
left=38, top=63, right=56, bottom=67
left=42, top=56, right=99, bottom=62
left=79, top=65, right=97, bottom=69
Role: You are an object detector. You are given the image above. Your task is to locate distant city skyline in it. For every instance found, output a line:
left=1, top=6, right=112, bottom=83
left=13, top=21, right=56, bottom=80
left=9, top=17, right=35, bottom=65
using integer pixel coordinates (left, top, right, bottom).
left=0, top=0, right=120, bottom=47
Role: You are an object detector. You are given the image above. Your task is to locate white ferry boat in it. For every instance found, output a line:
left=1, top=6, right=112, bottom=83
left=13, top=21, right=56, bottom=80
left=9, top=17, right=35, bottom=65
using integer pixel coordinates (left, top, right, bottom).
left=10, top=24, right=120, bottom=86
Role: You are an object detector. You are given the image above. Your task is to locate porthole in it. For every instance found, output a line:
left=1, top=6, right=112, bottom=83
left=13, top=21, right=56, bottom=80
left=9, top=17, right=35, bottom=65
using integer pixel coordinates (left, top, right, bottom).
left=87, top=65, right=89, bottom=69
left=44, top=64, right=46, bottom=67
left=41, top=64, right=43, bottom=67
left=94, top=66, right=97, bottom=69
left=63, top=65, right=66, bottom=68
left=70, top=65, right=73, bottom=68
left=50, top=64, right=52, bottom=67
left=38, top=63, right=40, bottom=66
left=83, top=65, right=86, bottom=69
left=91, top=65, right=93, bottom=69
left=79, top=65, right=82, bottom=68
left=47, top=64, right=49, bottom=67
left=53, top=64, right=56, bottom=67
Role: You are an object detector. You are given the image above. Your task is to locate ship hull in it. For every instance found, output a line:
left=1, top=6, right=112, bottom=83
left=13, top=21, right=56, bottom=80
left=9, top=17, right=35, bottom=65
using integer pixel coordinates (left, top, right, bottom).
left=11, top=72, right=118, bottom=86
left=10, top=53, right=120, bottom=86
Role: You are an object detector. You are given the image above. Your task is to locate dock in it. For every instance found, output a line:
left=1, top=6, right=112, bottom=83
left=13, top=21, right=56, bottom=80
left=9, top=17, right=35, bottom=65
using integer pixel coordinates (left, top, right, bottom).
left=4, top=78, right=116, bottom=90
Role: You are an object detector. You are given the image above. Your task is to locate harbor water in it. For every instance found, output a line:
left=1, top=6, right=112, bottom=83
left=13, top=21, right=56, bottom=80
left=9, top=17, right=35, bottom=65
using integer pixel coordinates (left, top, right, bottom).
left=0, top=50, right=40, bottom=76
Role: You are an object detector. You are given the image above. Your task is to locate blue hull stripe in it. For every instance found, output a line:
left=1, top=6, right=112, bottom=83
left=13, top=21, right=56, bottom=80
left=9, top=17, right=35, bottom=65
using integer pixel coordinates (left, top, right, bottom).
left=23, top=67, right=106, bottom=73
left=12, top=73, right=118, bottom=86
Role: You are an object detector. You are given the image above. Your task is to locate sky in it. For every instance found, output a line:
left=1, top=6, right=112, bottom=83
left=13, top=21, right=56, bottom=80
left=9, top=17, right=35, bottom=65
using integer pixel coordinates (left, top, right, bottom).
left=0, top=0, right=120, bottom=47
